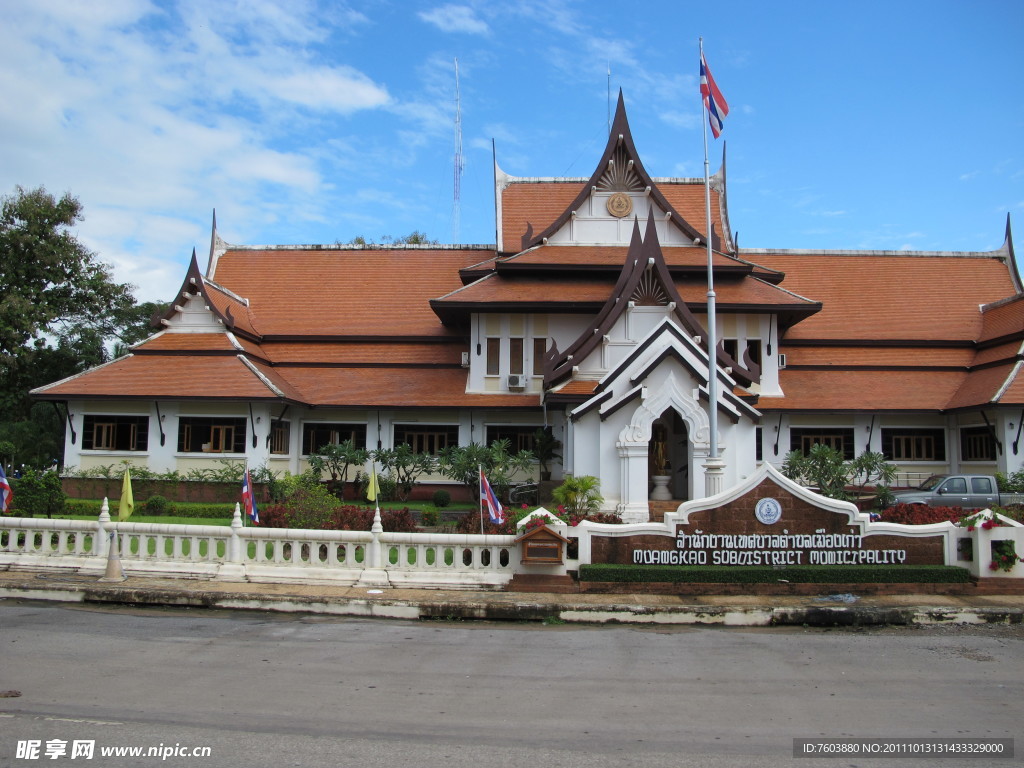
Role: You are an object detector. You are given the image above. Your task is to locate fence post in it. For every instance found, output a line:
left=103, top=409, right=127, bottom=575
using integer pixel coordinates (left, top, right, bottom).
left=97, top=498, right=111, bottom=558
left=217, top=503, right=247, bottom=582
left=228, top=503, right=242, bottom=563
left=357, top=507, right=390, bottom=587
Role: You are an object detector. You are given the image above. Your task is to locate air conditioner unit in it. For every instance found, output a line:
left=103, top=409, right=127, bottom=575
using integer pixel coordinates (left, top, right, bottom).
left=507, top=374, right=526, bottom=390
left=461, top=351, right=470, bottom=367
left=778, top=353, right=787, bottom=369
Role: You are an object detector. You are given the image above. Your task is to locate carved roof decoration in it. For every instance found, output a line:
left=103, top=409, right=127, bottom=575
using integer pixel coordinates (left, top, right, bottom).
left=520, top=91, right=720, bottom=253
left=152, top=249, right=263, bottom=343
left=544, top=212, right=713, bottom=388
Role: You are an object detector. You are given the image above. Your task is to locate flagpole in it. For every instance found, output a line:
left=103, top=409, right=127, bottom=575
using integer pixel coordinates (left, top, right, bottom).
left=478, top=464, right=484, bottom=534
left=242, top=459, right=248, bottom=527
left=700, top=37, right=724, bottom=498
left=370, top=460, right=383, bottom=534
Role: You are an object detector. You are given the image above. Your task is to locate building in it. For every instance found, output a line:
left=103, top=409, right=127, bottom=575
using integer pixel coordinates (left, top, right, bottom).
left=33, top=95, right=1023, bottom=521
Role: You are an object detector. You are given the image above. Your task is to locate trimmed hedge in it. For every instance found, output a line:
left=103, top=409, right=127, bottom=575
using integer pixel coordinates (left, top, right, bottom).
left=578, top=564, right=971, bottom=584
left=62, top=499, right=232, bottom=519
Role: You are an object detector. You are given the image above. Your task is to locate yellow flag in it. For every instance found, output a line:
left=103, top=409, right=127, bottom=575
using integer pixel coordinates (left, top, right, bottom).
left=118, top=468, right=134, bottom=521
left=366, top=470, right=379, bottom=502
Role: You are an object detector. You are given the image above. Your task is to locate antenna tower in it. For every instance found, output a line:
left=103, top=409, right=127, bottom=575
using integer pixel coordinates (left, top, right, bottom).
left=453, top=58, right=463, bottom=243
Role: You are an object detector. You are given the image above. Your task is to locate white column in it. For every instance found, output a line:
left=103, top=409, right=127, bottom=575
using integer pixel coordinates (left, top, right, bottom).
left=616, top=441, right=650, bottom=523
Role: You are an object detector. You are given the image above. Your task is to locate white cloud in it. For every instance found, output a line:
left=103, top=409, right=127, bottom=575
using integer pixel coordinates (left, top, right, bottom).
left=419, top=4, right=490, bottom=35
left=0, top=0, right=408, bottom=301
left=266, top=67, right=390, bottom=113
left=660, top=111, right=700, bottom=131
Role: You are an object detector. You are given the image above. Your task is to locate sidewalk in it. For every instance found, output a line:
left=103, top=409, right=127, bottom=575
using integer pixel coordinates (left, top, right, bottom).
left=2, top=568, right=1023, bottom=626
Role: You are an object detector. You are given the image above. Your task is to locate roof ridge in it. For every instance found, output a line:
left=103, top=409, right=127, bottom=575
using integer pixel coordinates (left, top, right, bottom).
left=432, top=271, right=498, bottom=301
left=739, top=247, right=1009, bottom=258
left=748, top=275, right=820, bottom=305
left=981, top=292, right=1024, bottom=313
left=224, top=243, right=496, bottom=251
left=203, top=276, right=249, bottom=307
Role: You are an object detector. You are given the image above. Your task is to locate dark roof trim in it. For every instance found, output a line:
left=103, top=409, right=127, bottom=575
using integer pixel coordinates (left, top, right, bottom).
left=544, top=213, right=709, bottom=387
left=569, top=390, right=614, bottom=422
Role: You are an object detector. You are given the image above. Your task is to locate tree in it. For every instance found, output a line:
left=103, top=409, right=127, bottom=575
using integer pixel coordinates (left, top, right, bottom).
left=307, top=440, right=368, bottom=500
left=11, top=466, right=65, bottom=517
left=110, top=300, right=169, bottom=358
left=0, top=186, right=140, bottom=467
left=782, top=444, right=850, bottom=500
left=782, top=445, right=896, bottom=506
left=373, top=444, right=435, bottom=502
left=343, top=231, right=440, bottom=246
left=0, top=186, right=136, bottom=421
left=437, top=440, right=535, bottom=502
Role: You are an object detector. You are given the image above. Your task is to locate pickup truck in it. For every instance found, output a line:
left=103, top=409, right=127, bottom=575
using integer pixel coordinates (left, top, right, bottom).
left=890, top=474, right=1024, bottom=509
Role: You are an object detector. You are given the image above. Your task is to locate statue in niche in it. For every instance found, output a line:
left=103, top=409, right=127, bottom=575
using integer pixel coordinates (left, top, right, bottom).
left=650, top=423, right=669, bottom=474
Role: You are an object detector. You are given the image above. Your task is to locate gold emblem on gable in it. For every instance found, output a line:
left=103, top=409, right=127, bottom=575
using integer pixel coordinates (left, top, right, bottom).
left=606, top=192, right=633, bottom=218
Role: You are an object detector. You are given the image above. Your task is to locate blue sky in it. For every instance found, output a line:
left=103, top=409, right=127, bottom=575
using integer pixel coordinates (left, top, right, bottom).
left=2, top=0, right=1022, bottom=303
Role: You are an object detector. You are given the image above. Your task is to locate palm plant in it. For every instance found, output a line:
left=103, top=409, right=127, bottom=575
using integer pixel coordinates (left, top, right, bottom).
left=551, top=474, right=603, bottom=516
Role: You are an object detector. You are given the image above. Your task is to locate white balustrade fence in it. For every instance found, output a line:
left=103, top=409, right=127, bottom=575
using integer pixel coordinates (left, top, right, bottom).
left=0, top=500, right=517, bottom=589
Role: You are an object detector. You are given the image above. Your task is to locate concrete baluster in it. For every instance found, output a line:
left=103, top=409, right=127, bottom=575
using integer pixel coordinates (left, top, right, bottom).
left=97, top=498, right=111, bottom=559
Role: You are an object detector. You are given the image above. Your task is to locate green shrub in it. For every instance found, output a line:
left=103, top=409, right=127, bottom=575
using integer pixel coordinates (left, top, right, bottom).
left=185, top=504, right=235, bottom=519
left=551, top=475, right=603, bottom=516
left=10, top=469, right=65, bottom=517
left=420, top=507, right=441, bottom=527
left=64, top=498, right=103, bottom=516
left=578, top=564, right=971, bottom=584
left=143, top=495, right=174, bottom=515
left=431, top=490, right=451, bottom=508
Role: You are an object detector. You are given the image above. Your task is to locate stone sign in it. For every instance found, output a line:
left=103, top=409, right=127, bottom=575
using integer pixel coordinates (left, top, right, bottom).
left=589, top=465, right=949, bottom=567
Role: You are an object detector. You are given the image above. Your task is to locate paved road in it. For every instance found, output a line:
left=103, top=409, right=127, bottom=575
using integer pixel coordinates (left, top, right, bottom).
left=0, top=600, right=1020, bottom=767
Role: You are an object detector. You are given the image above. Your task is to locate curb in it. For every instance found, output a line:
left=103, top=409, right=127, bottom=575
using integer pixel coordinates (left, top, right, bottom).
left=2, top=581, right=1023, bottom=627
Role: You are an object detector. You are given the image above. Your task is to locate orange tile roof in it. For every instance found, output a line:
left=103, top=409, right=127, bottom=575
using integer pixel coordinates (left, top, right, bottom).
left=978, top=295, right=1024, bottom=343
left=759, top=369, right=968, bottom=411
left=660, top=184, right=724, bottom=239
left=996, top=365, right=1024, bottom=405
left=498, top=181, right=724, bottom=253
left=274, top=367, right=536, bottom=408
left=500, top=182, right=580, bottom=251
left=972, top=340, right=1023, bottom=367
left=134, top=332, right=239, bottom=353
left=259, top=341, right=466, bottom=365
left=204, top=281, right=260, bottom=337
left=552, top=380, right=600, bottom=396
left=746, top=252, right=1016, bottom=342
left=436, top=273, right=817, bottom=310
left=781, top=346, right=975, bottom=367
left=945, top=364, right=1016, bottom=410
left=210, top=248, right=491, bottom=338
left=33, top=355, right=283, bottom=401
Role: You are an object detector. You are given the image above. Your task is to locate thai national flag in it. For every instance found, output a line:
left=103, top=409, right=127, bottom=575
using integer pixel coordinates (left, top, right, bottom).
left=241, top=468, right=259, bottom=525
left=700, top=51, right=729, bottom=139
left=0, top=464, right=12, bottom=514
left=480, top=469, right=504, bottom=524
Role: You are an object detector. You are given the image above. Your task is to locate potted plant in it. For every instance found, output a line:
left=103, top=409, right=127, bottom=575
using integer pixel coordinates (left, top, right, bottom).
left=532, top=428, right=562, bottom=482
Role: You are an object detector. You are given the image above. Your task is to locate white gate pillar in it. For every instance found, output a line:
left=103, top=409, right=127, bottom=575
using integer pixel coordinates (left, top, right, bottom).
left=616, top=441, right=651, bottom=523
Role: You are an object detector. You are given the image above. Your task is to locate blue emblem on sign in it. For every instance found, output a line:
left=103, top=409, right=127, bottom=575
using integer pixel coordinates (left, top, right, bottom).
left=755, top=497, right=782, bottom=525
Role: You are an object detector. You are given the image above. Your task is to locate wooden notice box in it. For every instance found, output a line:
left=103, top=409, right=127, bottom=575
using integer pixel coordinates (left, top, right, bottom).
left=516, top=525, right=571, bottom=564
